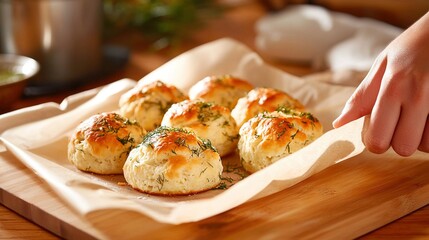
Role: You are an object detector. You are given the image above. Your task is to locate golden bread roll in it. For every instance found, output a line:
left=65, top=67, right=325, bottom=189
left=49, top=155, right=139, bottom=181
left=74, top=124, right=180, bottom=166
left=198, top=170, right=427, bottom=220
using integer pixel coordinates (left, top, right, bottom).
left=231, top=87, right=306, bottom=128
left=119, top=80, right=187, bottom=131
left=68, top=112, right=146, bottom=174
left=238, top=109, right=323, bottom=173
left=188, top=75, right=254, bottom=109
left=161, top=99, right=239, bottom=157
left=123, top=126, right=223, bottom=195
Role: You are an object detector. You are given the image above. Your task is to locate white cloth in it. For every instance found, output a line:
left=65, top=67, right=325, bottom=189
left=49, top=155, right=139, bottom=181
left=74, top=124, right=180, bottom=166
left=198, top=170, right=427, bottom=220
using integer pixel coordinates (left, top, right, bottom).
left=255, top=5, right=403, bottom=72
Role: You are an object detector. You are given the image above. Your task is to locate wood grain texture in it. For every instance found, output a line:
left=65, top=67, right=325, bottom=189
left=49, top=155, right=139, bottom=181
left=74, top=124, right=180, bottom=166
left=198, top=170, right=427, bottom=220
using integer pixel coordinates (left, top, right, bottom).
left=2, top=145, right=429, bottom=239
left=0, top=151, right=99, bottom=239
left=0, top=205, right=58, bottom=240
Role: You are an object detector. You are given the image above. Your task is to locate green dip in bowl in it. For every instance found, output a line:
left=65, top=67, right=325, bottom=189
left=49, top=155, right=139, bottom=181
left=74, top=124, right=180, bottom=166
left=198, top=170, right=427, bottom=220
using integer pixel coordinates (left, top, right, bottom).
left=0, top=70, right=25, bottom=85
left=0, top=54, right=39, bottom=112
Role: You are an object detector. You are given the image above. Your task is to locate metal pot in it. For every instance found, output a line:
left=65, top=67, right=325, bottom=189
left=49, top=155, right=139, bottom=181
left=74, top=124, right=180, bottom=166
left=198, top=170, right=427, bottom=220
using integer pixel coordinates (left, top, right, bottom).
left=0, top=0, right=103, bottom=92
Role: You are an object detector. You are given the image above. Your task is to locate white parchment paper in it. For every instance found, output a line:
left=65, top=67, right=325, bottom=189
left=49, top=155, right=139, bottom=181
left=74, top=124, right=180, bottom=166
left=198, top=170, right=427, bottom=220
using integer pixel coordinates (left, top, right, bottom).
left=0, top=38, right=366, bottom=224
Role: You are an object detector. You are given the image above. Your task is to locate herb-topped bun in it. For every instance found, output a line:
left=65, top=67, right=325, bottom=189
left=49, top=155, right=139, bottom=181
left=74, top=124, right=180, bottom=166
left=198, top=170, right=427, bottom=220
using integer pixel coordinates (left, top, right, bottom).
left=238, top=109, right=323, bottom=173
left=68, top=112, right=146, bottom=174
left=231, top=87, right=306, bottom=128
left=123, top=126, right=223, bottom=195
left=188, top=75, right=254, bottom=110
left=161, top=100, right=239, bottom=157
left=119, top=80, right=188, bottom=131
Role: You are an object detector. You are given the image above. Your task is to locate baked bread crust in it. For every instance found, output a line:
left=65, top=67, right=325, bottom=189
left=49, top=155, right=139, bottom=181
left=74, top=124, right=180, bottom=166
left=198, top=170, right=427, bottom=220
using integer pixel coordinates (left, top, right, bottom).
left=238, top=109, right=323, bottom=173
left=68, top=112, right=146, bottom=174
left=189, top=75, right=254, bottom=109
left=161, top=100, right=239, bottom=157
left=123, top=126, right=223, bottom=195
left=119, top=80, right=188, bottom=131
left=231, top=87, right=306, bottom=128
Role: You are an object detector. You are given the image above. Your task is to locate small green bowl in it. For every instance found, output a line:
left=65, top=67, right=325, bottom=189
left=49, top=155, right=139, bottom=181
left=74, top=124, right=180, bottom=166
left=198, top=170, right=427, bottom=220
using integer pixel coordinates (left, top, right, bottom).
left=0, top=54, right=39, bottom=112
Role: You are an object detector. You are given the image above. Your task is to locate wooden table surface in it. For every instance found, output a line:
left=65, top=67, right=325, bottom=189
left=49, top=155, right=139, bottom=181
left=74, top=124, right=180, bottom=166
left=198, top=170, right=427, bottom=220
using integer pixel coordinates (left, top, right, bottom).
left=1, top=2, right=429, bottom=239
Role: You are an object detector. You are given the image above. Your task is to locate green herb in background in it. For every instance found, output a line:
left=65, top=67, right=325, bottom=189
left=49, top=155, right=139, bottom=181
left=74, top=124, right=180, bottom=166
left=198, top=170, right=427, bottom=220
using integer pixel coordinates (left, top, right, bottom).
left=103, top=0, right=224, bottom=49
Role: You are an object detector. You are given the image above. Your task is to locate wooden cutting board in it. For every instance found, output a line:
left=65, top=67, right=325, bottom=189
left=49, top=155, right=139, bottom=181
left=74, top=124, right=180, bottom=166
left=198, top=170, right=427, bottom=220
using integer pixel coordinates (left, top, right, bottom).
left=1, top=144, right=429, bottom=239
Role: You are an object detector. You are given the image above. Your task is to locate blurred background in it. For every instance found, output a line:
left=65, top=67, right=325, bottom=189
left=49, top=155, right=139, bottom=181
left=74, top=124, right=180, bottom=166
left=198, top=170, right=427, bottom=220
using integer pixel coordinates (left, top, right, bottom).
left=0, top=0, right=428, bottom=112
left=259, top=0, right=429, bottom=28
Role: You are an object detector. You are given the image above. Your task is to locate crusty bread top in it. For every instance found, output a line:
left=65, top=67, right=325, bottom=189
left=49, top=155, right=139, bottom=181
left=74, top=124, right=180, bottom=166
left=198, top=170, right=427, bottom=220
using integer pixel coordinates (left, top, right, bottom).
left=141, top=126, right=218, bottom=156
left=189, top=75, right=254, bottom=109
left=161, top=99, right=239, bottom=157
left=240, top=110, right=323, bottom=154
left=232, top=87, right=306, bottom=127
left=119, top=80, right=187, bottom=110
left=162, top=100, right=231, bottom=126
left=72, top=112, right=145, bottom=155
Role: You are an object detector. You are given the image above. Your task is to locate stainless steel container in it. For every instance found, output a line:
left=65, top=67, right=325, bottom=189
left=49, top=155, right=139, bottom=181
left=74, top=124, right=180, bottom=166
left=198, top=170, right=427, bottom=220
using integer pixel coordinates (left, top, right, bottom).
left=0, top=0, right=102, bottom=91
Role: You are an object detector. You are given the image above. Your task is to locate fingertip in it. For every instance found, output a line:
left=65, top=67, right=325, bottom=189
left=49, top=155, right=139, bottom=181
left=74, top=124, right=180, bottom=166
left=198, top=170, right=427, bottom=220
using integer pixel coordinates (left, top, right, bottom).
left=364, top=141, right=389, bottom=154
left=332, top=102, right=353, bottom=128
left=332, top=119, right=340, bottom=129
left=392, top=144, right=415, bottom=157
left=363, top=131, right=390, bottom=154
left=418, top=144, right=429, bottom=153
left=332, top=116, right=344, bottom=128
left=332, top=105, right=358, bottom=129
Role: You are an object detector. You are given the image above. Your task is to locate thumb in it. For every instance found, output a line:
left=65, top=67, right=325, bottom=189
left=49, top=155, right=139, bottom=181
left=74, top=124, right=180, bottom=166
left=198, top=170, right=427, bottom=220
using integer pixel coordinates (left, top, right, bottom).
left=332, top=55, right=387, bottom=128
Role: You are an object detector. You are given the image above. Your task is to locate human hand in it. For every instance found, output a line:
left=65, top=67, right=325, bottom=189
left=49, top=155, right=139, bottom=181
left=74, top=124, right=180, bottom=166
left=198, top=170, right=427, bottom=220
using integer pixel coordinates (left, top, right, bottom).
left=332, top=11, right=429, bottom=156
